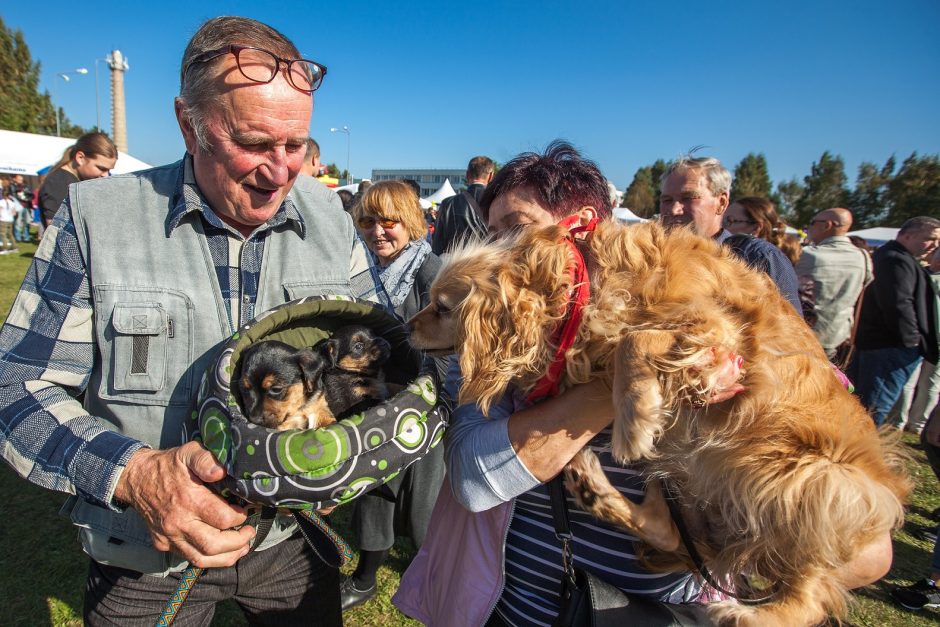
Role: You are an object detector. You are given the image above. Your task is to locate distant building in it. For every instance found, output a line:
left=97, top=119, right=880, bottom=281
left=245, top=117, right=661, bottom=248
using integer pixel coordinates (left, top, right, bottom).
left=370, top=168, right=467, bottom=197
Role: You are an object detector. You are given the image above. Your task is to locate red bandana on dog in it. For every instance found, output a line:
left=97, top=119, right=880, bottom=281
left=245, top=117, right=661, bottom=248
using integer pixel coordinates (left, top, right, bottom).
left=526, top=214, right=598, bottom=403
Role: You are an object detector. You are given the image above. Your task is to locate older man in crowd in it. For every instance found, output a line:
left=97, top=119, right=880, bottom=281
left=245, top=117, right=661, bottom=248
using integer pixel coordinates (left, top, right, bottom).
left=854, top=216, right=940, bottom=426
left=0, top=16, right=421, bottom=626
left=796, top=207, right=872, bottom=360
left=658, top=156, right=801, bottom=311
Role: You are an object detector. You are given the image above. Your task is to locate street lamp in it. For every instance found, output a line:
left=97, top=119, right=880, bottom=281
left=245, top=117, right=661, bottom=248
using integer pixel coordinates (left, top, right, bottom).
left=330, top=125, right=351, bottom=185
left=94, top=58, right=108, bottom=132
left=54, top=68, right=89, bottom=136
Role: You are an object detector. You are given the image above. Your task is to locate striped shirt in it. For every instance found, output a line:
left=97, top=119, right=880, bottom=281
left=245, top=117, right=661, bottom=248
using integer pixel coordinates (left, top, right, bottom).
left=0, top=155, right=388, bottom=510
left=495, top=430, right=698, bottom=626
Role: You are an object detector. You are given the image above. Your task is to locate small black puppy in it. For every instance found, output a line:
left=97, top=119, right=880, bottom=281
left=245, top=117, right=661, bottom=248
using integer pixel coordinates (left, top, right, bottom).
left=315, top=325, right=393, bottom=418
left=235, top=340, right=335, bottom=431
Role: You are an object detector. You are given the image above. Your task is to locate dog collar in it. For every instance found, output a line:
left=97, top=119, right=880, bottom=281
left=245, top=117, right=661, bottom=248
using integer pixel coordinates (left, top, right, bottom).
left=526, top=216, right=597, bottom=402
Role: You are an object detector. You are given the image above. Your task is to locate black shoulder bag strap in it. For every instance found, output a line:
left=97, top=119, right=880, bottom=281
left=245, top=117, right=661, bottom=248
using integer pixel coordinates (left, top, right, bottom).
left=661, top=480, right=777, bottom=605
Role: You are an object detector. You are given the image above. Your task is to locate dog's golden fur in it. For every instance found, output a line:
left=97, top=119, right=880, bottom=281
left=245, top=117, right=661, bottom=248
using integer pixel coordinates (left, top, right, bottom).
left=408, top=219, right=910, bottom=626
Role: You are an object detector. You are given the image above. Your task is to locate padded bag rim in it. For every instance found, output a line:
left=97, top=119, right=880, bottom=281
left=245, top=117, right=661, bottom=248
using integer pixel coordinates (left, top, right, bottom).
left=192, top=295, right=446, bottom=508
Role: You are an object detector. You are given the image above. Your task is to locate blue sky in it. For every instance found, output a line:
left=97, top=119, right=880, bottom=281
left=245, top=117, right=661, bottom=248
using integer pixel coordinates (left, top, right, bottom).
left=4, top=1, right=939, bottom=191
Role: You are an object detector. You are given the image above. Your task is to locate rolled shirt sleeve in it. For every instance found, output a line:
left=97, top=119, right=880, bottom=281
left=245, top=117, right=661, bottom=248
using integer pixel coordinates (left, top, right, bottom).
left=442, top=359, right=539, bottom=512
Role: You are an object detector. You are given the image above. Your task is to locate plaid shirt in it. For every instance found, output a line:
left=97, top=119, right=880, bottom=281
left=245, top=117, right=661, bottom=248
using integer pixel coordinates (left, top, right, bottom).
left=0, top=156, right=388, bottom=509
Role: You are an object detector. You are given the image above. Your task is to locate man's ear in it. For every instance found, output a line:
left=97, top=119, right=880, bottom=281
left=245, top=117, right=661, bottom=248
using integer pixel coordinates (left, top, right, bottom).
left=174, top=98, right=199, bottom=155
left=578, top=207, right=598, bottom=225
left=716, top=191, right=730, bottom=215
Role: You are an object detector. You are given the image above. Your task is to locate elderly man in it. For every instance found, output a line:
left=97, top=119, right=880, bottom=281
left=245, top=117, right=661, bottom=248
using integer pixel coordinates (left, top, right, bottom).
left=659, top=156, right=801, bottom=311
left=854, top=216, right=940, bottom=426
left=0, top=16, right=419, bottom=626
left=796, top=208, right=872, bottom=360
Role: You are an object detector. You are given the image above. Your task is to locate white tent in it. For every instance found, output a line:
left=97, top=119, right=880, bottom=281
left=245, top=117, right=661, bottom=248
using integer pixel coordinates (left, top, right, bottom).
left=848, top=227, right=899, bottom=247
left=613, top=207, right=648, bottom=223
left=0, top=129, right=151, bottom=176
left=424, top=178, right=457, bottom=205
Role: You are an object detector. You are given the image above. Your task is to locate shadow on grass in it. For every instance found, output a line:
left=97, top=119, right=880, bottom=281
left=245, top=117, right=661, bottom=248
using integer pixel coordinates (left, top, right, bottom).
left=0, top=467, right=85, bottom=626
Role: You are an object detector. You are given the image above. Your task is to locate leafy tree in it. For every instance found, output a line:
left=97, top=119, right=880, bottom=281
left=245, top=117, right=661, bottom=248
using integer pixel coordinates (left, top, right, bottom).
left=848, top=157, right=895, bottom=229
left=326, top=163, right=341, bottom=178
left=774, top=178, right=805, bottom=223
left=885, top=153, right=940, bottom=226
left=0, top=16, right=83, bottom=136
left=730, top=153, right=772, bottom=199
left=623, top=159, right=668, bottom=218
left=792, top=151, right=849, bottom=227
left=624, top=166, right=656, bottom=217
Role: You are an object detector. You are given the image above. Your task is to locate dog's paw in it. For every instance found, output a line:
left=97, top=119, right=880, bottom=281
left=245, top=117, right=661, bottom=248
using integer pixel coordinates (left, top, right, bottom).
left=611, top=427, right=657, bottom=464
left=706, top=601, right=759, bottom=626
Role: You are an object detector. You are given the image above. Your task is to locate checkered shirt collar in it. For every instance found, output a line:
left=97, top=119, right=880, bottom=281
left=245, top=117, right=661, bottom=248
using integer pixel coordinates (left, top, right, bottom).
left=166, top=154, right=307, bottom=238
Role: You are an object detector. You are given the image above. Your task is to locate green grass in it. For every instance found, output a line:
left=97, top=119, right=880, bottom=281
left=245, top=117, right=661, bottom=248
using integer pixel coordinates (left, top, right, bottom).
left=1, top=239, right=939, bottom=625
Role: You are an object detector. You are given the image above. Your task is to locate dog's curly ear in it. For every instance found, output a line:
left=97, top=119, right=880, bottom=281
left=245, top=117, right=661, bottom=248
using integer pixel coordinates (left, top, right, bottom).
left=296, top=349, right=327, bottom=395
left=457, top=229, right=574, bottom=415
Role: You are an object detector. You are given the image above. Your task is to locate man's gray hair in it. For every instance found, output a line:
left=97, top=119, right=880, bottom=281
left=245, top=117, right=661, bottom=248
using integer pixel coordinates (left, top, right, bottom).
left=898, top=216, right=940, bottom=236
left=661, top=155, right=732, bottom=196
left=178, top=16, right=303, bottom=153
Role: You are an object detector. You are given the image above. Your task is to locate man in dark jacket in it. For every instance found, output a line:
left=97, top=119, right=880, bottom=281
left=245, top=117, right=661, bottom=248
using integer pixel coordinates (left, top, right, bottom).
left=854, top=216, right=940, bottom=425
left=430, top=155, right=494, bottom=255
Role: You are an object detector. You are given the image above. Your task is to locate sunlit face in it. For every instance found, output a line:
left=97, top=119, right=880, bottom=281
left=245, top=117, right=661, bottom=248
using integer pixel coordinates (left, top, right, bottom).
left=357, top=215, right=411, bottom=265
left=659, top=169, right=728, bottom=237
left=487, top=185, right=556, bottom=235
left=177, top=56, right=312, bottom=231
left=898, top=227, right=940, bottom=260
left=723, top=202, right=759, bottom=236
left=74, top=152, right=116, bottom=180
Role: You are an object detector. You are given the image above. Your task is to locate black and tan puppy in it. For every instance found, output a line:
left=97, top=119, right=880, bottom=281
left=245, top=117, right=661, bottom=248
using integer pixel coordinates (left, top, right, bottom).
left=236, top=340, right=335, bottom=431
left=315, top=325, right=393, bottom=418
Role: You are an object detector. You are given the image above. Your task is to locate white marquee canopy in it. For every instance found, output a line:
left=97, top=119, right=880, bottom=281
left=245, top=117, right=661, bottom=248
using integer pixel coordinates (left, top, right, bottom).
left=0, top=129, right=151, bottom=176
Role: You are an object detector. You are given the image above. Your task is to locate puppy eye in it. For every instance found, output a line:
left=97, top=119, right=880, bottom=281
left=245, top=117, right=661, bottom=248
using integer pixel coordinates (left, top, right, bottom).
left=267, top=386, right=284, bottom=396
left=354, top=342, right=365, bottom=351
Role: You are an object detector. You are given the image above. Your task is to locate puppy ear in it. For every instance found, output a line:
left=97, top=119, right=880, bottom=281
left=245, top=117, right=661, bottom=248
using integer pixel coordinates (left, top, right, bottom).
left=323, top=339, right=340, bottom=367
left=296, top=350, right=327, bottom=395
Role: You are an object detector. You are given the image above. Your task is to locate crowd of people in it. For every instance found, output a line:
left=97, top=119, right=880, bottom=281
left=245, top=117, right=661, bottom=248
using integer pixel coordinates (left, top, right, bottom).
left=0, top=13, right=938, bottom=626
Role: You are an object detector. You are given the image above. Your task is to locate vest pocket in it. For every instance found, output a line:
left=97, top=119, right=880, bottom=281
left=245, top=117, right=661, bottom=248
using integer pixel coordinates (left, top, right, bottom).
left=95, top=286, right=195, bottom=406
left=111, top=303, right=168, bottom=392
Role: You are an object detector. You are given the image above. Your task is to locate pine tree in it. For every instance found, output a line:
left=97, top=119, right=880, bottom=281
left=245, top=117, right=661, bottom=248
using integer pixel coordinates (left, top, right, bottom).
left=731, top=153, right=772, bottom=200
left=848, top=158, right=895, bottom=229
left=792, top=152, right=849, bottom=227
left=0, top=16, right=82, bottom=136
left=885, top=153, right=940, bottom=226
left=624, top=166, right=656, bottom=217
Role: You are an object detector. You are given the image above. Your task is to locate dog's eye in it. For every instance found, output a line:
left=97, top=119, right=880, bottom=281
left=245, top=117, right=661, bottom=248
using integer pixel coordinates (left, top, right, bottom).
left=267, top=386, right=284, bottom=396
left=435, top=303, right=451, bottom=315
left=354, top=342, right=364, bottom=352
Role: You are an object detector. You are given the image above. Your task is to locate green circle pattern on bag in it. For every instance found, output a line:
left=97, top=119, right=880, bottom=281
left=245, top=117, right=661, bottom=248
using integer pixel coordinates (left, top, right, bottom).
left=189, top=296, right=447, bottom=509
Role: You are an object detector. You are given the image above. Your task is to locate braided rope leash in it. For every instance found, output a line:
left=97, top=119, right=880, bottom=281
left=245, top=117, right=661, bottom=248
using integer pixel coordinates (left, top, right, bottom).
left=154, top=507, right=278, bottom=626
left=295, top=507, right=354, bottom=567
left=155, top=566, right=205, bottom=626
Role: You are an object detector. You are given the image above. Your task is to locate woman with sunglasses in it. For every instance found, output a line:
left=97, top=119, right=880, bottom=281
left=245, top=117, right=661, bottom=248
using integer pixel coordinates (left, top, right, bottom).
left=344, top=179, right=446, bottom=610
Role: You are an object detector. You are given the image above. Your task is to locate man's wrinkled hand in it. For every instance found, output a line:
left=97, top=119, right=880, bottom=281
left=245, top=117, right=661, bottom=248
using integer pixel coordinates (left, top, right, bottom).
left=114, top=441, right=256, bottom=568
